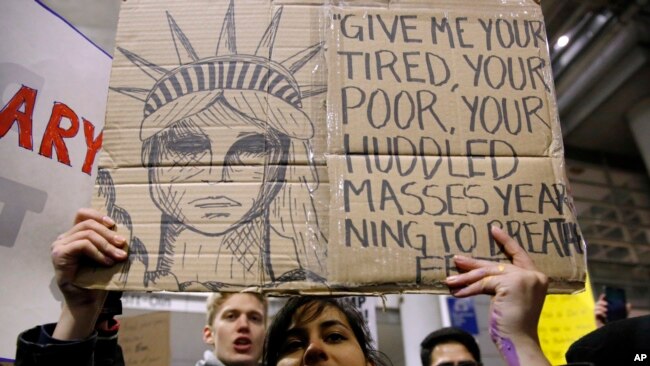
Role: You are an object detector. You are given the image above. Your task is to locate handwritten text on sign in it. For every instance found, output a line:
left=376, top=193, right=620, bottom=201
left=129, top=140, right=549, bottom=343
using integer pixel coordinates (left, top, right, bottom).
left=328, top=8, right=581, bottom=285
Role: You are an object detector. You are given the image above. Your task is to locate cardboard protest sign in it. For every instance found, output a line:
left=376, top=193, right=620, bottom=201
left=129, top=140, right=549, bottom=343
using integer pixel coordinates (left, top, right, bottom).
left=118, top=311, right=172, bottom=366
left=0, top=0, right=111, bottom=356
left=77, top=0, right=586, bottom=294
left=325, top=3, right=584, bottom=292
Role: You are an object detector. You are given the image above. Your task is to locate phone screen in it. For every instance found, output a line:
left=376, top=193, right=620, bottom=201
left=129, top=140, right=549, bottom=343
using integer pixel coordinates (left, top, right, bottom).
left=604, top=286, right=627, bottom=322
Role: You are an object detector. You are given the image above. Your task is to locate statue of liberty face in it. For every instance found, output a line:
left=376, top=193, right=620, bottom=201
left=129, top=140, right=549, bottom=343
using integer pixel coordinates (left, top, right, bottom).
left=143, top=100, right=290, bottom=236
left=112, top=1, right=323, bottom=241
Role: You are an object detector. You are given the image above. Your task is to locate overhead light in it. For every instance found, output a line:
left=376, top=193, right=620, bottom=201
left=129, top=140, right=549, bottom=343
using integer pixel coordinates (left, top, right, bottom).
left=555, top=35, right=569, bottom=48
left=557, top=35, right=570, bottom=48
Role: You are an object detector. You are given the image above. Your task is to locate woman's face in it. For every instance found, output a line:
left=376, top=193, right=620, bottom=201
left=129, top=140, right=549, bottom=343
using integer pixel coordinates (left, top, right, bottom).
left=148, top=116, right=285, bottom=235
left=276, top=304, right=371, bottom=366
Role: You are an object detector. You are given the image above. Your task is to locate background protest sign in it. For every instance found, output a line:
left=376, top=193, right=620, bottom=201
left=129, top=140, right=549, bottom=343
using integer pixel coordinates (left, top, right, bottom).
left=119, top=311, right=172, bottom=366
left=77, top=0, right=585, bottom=294
left=538, top=274, right=597, bottom=364
left=0, top=0, right=111, bottom=356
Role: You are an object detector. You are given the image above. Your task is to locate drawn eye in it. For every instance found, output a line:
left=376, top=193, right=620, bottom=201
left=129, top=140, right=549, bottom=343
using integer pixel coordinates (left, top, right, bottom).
left=167, top=134, right=210, bottom=158
left=223, top=133, right=272, bottom=181
left=225, top=133, right=269, bottom=165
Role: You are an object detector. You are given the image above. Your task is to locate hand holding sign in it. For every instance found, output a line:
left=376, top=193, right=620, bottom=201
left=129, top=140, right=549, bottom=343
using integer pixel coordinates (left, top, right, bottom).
left=446, top=226, right=550, bottom=366
left=50, top=208, right=127, bottom=340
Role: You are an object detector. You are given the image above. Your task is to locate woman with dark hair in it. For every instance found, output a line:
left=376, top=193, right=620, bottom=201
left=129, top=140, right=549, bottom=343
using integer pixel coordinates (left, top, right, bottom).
left=262, top=226, right=551, bottom=366
left=264, top=297, right=391, bottom=366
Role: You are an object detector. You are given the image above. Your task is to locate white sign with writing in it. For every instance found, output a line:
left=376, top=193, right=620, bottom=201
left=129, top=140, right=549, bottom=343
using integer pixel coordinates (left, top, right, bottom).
left=0, top=0, right=111, bottom=356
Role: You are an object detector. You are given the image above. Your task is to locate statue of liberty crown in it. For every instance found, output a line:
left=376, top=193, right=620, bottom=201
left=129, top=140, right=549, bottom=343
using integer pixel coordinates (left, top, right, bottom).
left=111, top=0, right=326, bottom=141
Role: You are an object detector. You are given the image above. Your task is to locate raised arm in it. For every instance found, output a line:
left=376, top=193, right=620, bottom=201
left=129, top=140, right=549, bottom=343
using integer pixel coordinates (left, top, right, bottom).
left=445, top=226, right=550, bottom=366
left=51, top=208, right=128, bottom=340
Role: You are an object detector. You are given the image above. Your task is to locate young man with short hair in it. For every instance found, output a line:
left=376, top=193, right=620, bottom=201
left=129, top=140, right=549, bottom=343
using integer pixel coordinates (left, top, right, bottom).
left=197, top=293, right=267, bottom=366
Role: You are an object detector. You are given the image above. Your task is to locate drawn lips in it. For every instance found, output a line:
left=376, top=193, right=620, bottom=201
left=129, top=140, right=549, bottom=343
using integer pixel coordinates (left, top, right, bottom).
left=190, top=196, right=242, bottom=208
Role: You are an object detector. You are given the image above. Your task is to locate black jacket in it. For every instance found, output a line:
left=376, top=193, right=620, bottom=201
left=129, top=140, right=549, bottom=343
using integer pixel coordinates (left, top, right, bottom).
left=565, top=315, right=650, bottom=366
left=15, top=323, right=124, bottom=366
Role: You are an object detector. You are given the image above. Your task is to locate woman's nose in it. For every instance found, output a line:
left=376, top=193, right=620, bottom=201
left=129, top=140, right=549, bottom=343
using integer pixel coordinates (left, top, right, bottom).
left=303, top=339, right=328, bottom=365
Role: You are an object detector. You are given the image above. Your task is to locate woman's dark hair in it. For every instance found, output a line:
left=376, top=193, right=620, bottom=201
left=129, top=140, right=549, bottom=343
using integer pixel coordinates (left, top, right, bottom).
left=264, top=296, right=392, bottom=366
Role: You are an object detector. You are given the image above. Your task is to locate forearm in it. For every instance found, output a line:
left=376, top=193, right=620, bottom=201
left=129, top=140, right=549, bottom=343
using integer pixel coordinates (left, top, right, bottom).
left=52, top=299, right=104, bottom=340
left=495, top=334, right=550, bottom=366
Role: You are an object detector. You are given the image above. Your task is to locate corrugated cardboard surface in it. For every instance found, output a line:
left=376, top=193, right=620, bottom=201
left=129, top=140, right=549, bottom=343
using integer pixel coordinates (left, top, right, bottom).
left=118, top=311, right=171, bottom=366
left=77, top=0, right=586, bottom=294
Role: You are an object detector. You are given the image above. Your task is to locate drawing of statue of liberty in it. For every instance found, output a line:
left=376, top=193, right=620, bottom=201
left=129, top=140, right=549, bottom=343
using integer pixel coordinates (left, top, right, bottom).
left=102, top=0, right=327, bottom=291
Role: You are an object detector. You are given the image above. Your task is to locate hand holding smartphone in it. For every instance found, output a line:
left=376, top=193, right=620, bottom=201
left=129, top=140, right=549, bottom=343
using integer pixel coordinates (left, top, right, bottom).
left=604, top=286, right=628, bottom=322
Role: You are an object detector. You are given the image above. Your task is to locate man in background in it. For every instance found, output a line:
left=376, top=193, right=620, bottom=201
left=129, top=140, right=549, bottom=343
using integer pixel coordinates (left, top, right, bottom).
left=420, top=327, right=482, bottom=366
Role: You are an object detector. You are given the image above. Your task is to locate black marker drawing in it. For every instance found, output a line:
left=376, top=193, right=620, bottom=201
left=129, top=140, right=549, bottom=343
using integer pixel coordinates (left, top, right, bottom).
left=106, top=0, right=327, bottom=291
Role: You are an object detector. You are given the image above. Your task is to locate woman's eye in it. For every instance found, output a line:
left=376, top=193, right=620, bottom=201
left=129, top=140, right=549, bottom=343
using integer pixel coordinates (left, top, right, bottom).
left=325, top=333, right=346, bottom=343
left=281, top=339, right=305, bottom=353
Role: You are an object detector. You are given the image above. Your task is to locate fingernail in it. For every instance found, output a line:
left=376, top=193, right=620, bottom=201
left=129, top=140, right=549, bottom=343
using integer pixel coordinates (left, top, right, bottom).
left=491, top=225, right=502, bottom=233
left=103, top=216, right=116, bottom=227
left=451, top=287, right=467, bottom=297
left=114, top=235, right=126, bottom=244
left=446, top=275, right=459, bottom=283
left=114, top=248, right=127, bottom=257
left=454, top=255, right=469, bottom=262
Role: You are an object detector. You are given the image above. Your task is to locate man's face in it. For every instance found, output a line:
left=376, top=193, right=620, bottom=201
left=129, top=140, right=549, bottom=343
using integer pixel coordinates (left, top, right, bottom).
left=203, top=294, right=266, bottom=366
left=430, top=341, right=477, bottom=366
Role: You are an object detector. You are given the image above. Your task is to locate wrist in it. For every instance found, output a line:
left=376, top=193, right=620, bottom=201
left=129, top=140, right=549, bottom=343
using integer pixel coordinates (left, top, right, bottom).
left=52, top=297, right=105, bottom=340
left=499, top=334, right=549, bottom=366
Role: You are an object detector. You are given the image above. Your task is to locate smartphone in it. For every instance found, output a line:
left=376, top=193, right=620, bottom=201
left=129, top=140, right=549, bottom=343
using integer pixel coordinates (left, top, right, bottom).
left=604, top=286, right=627, bottom=322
